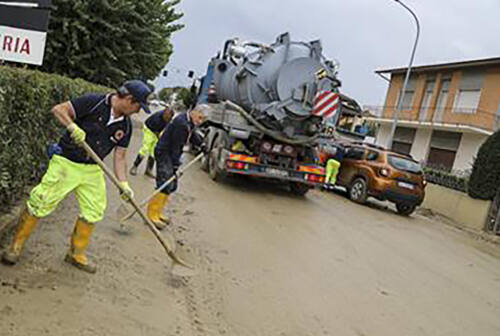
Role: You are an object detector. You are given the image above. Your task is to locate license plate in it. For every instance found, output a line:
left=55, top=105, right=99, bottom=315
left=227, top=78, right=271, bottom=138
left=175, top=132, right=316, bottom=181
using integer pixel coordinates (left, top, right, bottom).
left=265, top=168, right=289, bottom=177
left=398, top=182, right=414, bottom=190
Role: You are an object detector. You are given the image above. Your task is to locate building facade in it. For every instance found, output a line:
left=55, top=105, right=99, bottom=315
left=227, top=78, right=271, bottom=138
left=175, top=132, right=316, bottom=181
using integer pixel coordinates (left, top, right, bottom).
left=368, top=57, right=500, bottom=172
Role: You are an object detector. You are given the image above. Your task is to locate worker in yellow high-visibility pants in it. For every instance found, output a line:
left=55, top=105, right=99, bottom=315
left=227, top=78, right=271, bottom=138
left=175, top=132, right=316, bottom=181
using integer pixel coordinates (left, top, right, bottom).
left=325, top=158, right=341, bottom=186
left=129, top=108, right=174, bottom=177
left=1, top=80, right=152, bottom=274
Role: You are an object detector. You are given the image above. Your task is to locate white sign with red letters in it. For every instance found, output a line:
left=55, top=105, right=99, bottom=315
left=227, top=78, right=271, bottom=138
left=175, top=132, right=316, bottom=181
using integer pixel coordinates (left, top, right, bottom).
left=0, top=25, right=46, bottom=65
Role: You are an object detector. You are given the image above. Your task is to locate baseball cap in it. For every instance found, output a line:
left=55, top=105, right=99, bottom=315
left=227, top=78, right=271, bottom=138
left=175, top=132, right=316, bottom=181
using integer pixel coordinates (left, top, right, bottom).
left=121, top=80, right=153, bottom=114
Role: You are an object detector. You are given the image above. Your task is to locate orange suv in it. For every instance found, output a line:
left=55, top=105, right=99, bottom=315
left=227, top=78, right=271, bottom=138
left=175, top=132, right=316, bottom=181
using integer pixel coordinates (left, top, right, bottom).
left=336, top=142, right=426, bottom=216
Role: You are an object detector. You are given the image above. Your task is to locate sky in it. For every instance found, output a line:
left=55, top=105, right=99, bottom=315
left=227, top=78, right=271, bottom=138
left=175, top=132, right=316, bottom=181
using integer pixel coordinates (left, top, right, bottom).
left=154, top=0, right=500, bottom=107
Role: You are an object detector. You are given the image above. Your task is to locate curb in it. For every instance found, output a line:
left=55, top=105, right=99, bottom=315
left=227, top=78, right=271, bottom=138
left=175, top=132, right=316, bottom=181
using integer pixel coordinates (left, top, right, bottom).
left=417, top=207, right=500, bottom=246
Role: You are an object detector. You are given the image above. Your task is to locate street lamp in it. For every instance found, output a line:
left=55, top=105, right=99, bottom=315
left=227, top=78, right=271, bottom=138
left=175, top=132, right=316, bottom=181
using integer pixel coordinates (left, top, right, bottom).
left=386, top=0, right=421, bottom=149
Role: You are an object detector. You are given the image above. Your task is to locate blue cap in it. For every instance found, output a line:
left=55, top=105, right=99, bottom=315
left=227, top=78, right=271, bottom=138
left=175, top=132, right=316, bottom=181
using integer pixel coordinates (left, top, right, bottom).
left=122, top=80, right=153, bottom=114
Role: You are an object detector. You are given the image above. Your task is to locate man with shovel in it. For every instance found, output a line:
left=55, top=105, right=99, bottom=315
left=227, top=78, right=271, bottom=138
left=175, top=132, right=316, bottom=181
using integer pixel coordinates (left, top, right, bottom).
left=147, top=105, right=208, bottom=230
left=1, top=80, right=152, bottom=274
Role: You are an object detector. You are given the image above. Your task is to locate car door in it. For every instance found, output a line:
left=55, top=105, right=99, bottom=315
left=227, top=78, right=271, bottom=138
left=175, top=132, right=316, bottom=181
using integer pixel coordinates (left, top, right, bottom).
left=337, top=146, right=365, bottom=186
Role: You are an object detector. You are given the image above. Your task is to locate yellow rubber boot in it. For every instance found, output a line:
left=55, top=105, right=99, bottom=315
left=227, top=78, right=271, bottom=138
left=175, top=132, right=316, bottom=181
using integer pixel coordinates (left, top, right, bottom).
left=65, top=218, right=96, bottom=274
left=147, top=193, right=169, bottom=230
left=1, top=208, right=39, bottom=265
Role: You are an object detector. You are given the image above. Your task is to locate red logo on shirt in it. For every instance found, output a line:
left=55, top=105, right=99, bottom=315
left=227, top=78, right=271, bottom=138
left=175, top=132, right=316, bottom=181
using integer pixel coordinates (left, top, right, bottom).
left=114, top=130, right=125, bottom=141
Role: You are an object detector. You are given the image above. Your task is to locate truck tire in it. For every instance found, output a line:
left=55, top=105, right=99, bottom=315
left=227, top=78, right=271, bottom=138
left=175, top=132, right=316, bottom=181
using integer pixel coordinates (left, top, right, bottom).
left=200, top=127, right=217, bottom=172
left=348, top=177, right=368, bottom=204
left=396, top=203, right=416, bottom=216
left=200, top=138, right=210, bottom=172
left=208, top=131, right=229, bottom=182
left=290, top=182, right=310, bottom=196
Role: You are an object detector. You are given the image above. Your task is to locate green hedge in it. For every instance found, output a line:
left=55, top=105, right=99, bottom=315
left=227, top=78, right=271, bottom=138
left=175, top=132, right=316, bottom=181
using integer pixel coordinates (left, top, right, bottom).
left=423, top=167, right=469, bottom=193
left=0, top=66, right=110, bottom=211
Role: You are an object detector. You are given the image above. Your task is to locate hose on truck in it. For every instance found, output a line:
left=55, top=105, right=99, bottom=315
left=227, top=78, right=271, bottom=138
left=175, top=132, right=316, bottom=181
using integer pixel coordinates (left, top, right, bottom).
left=223, top=100, right=319, bottom=146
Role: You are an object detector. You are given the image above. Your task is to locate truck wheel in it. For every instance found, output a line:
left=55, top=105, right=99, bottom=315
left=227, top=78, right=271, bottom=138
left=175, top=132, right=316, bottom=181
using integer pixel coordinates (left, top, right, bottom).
left=348, top=177, right=368, bottom=204
left=290, top=182, right=310, bottom=196
left=208, top=133, right=228, bottom=182
left=396, top=203, right=416, bottom=216
left=200, top=127, right=217, bottom=173
left=200, top=139, right=210, bottom=172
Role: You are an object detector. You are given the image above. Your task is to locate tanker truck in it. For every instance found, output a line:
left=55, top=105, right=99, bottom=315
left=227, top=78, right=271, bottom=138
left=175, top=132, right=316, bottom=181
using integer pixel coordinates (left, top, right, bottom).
left=195, top=32, right=341, bottom=195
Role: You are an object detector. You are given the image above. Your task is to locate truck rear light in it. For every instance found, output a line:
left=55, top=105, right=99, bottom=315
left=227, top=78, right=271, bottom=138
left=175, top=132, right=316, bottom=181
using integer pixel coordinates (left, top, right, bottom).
left=227, top=161, right=247, bottom=170
left=284, top=145, right=294, bottom=155
left=262, top=142, right=272, bottom=151
left=306, top=174, right=324, bottom=183
left=380, top=168, right=390, bottom=177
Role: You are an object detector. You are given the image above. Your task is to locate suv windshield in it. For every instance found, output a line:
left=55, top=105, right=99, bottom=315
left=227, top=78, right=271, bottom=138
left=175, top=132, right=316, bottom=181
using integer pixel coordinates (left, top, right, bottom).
left=387, top=155, right=422, bottom=174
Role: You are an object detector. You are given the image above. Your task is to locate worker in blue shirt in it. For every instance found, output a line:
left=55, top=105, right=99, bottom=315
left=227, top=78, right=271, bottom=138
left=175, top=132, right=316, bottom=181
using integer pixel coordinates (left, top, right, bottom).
left=129, top=107, right=174, bottom=177
left=147, top=105, right=208, bottom=229
left=1, top=80, right=152, bottom=274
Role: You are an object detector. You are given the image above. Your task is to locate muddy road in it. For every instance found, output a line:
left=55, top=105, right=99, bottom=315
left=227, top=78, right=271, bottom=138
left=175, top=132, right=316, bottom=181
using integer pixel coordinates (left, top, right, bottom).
left=2, top=131, right=500, bottom=335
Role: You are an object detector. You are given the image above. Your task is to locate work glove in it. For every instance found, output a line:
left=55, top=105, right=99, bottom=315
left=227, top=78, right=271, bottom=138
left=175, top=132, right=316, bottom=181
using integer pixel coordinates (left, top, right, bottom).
left=118, top=181, right=134, bottom=201
left=67, top=123, right=86, bottom=145
left=199, top=142, right=208, bottom=154
left=173, top=166, right=183, bottom=180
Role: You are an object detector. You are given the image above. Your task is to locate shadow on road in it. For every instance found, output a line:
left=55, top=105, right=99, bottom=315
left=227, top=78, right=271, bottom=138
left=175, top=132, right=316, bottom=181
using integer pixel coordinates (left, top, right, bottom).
left=211, top=174, right=313, bottom=200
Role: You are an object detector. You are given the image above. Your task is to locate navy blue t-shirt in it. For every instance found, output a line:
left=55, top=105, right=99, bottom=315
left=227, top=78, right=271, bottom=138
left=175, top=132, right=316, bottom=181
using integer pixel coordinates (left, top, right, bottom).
left=145, top=110, right=169, bottom=134
left=59, top=94, right=132, bottom=164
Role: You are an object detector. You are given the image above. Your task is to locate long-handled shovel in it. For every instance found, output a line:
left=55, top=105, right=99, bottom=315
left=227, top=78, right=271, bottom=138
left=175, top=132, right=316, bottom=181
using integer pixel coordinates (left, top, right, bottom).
left=119, top=152, right=204, bottom=224
left=80, top=141, right=197, bottom=277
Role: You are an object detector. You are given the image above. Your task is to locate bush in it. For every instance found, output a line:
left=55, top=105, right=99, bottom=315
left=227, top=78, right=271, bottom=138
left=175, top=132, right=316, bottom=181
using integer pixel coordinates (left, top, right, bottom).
left=468, top=130, right=500, bottom=200
left=424, top=167, right=469, bottom=193
left=0, top=66, right=110, bottom=211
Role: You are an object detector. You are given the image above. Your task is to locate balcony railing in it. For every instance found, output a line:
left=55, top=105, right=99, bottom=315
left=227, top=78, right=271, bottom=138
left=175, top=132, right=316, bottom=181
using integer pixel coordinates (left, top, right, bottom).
left=364, top=105, right=500, bottom=133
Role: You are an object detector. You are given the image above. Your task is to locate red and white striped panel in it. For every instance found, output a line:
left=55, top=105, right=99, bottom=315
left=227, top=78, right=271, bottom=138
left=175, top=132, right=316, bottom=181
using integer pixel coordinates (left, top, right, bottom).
left=313, top=90, right=339, bottom=119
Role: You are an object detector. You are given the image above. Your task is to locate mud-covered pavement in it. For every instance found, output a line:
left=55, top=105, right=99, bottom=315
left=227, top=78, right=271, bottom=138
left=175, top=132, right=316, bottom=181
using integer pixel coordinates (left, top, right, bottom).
left=2, top=130, right=500, bottom=336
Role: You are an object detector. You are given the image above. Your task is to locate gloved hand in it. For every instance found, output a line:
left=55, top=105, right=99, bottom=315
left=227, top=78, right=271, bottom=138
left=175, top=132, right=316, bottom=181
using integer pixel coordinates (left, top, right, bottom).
left=67, top=123, right=86, bottom=145
left=199, top=142, right=208, bottom=154
left=118, top=181, right=134, bottom=201
left=173, top=166, right=183, bottom=180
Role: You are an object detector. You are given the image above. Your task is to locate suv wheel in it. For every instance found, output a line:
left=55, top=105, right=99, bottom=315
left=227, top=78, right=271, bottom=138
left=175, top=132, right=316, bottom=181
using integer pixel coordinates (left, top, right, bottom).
left=349, top=178, right=368, bottom=204
left=396, top=203, right=416, bottom=216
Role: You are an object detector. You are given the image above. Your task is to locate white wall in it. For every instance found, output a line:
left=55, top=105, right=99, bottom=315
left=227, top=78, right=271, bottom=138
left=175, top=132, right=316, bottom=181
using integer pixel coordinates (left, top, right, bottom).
left=375, top=124, right=392, bottom=147
left=453, top=133, right=488, bottom=171
left=410, top=128, right=432, bottom=162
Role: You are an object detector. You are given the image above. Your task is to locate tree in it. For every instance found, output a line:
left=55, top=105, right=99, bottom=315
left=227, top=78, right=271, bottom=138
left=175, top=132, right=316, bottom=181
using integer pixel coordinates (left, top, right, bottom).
left=157, top=86, right=196, bottom=110
left=468, top=130, right=500, bottom=200
left=177, top=87, right=196, bottom=108
left=158, top=87, right=175, bottom=102
left=41, top=0, right=184, bottom=87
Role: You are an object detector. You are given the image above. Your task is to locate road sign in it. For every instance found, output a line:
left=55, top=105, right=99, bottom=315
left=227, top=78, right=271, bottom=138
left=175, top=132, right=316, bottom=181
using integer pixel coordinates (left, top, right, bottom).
left=0, top=1, right=51, bottom=65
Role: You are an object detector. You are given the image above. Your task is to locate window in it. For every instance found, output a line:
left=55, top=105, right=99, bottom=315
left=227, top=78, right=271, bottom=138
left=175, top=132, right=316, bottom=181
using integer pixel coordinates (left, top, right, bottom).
left=387, top=155, right=422, bottom=174
left=344, top=147, right=365, bottom=160
left=434, top=78, right=451, bottom=122
left=419, top=79, right=435, bottom=121
left=391, top=127, right=416, bottom=155
left=426, top=130, right=462, bottom=172
left=400, top=90, right=414, bottom=110
left=452, top=70, right=483, bottom=114
left=396, top=77, right=417, bottom=111
left=366, top=151, right=379, bottom=161
left=453, top=89, right=481, bottom=113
